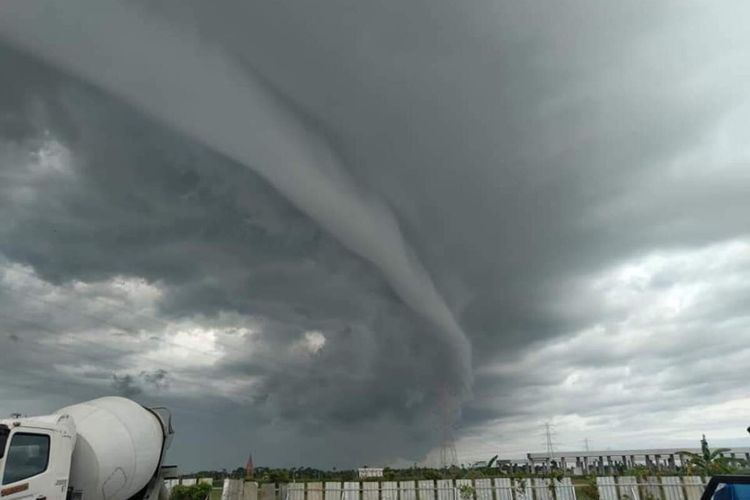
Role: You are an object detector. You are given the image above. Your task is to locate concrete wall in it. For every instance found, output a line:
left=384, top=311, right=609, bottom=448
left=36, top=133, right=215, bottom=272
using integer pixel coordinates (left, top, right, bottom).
left=216, top=476, right=711, bottom=500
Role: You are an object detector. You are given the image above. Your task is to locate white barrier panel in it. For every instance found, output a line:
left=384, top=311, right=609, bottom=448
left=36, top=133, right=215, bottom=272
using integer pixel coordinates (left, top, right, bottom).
left=183, top=479, right=197, bottom=487
left=474, top=479, right=492, bottom=500
left=199, top=479, right=214, bottom=485
left=288, top=483, right=305, bottom=500
left=554, top=478, right=576, bottom=500
left=494, top=478, right=513, bottom=500
left=514, top=479, right=531, bottom=500
left=363, top=482, right=378, bottom=500
left=326, top=482, right=342, bottom=500
left=437, top=479, right=454, bottom=500
left=260, top=483, right=275, bottom=500
left=222, top=479, right=244, bottom=500
left=383, top=482, right=398, bottom=500
left=662, top=477, right=684, bottom=500
left=597, top=477, right=618, bottom=500
left=645, top=477, right=663, bottom=500
left=436, top=479, right=454, bottom=500
left=243, top=482, right=259, bottom=500
left=419, top=480, right=436, bottom=500
left=400, top=480, right=417, bottom=500
left=343, top=482, right=359, bottom=500
left=683, top=477, right=704, bottom=500
left=534, top=478, right=553, bottom=500
left=164, top=479, right=179, bottom=494
left=308, top=483, right=324, bottom=500
left=617, top=476, right=638, bottom=500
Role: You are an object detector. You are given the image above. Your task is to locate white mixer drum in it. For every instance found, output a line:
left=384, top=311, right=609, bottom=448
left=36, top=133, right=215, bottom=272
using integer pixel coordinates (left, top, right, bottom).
left=57, top=397, right=165, bottom=500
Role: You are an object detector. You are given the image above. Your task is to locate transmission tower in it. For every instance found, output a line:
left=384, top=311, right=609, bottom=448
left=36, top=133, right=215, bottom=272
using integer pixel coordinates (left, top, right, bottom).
left=544, top=423, right=555, bottom=460
left=583, top=438, right=590, bottom=452
left=438, top=385, right=459, bottom=468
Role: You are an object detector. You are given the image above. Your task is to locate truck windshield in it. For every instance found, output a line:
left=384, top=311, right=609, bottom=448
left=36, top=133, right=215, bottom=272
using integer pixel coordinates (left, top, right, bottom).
left=712, top=483, right=750, bottom=500
left=0, top=425, right=8, bottom=459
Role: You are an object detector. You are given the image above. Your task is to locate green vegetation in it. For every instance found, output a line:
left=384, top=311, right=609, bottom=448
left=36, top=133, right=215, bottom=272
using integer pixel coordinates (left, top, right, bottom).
left=189, top=460, right=516, bottom=483
left=170, top=483, right=212, bottom=500
left=680, top=435, right=746, bottom=475
left=181, top=464, right=627, bottom=484
left=457, top=484, right=476, bottom=500
left=209, top=488, right=222, bottom=500
left=185, top=440, right=749, bottom=485
left=576, top=476, right=599, bottom=500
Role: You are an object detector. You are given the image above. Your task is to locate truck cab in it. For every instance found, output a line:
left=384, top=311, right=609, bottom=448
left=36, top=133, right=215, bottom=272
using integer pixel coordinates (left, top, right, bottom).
left=0, top=415, right=76, bottom=500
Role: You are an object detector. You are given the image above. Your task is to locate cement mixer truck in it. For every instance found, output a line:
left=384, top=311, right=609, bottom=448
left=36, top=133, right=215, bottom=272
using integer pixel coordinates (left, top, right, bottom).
left=0, top=397, right=177, bottom=500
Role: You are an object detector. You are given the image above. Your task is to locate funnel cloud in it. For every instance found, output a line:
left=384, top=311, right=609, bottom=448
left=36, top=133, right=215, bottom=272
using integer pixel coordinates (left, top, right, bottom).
left=0, top=0, right=471, bottom=387
left=2, top=0, right=750, bottom=470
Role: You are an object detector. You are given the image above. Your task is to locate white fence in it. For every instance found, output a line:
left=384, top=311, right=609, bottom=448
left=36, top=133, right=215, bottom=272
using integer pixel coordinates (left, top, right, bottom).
left=216, top=478, right=576, bottom=500
left=594, top=476, right=709, bottom=500
left=189, top=475, right=710, bottom=500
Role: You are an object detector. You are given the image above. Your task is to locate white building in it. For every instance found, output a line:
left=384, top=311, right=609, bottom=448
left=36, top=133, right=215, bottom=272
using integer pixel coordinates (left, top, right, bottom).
left=357, top=467, right=384, bottom=478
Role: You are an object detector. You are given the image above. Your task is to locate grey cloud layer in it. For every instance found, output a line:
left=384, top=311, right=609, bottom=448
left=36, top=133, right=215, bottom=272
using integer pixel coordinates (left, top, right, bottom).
left=0, top=52, right=448, bottom=467
left=2, top=0, right=750, bottom=469
left=0, top=0, right=471, bottom=389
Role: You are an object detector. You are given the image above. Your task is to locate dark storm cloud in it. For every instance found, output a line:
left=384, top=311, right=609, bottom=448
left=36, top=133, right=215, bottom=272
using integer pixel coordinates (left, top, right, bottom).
left=112, top=374, right=143, bottom=398
left=123, top=0, right=750, bottom=361
left=0, top=44, right=453, bottom=466
left=2, top=0, right=750, bottom=469
left=111, top=370, right=169, bottom=396
left=0, top=0, right=473, bottom=389
left=141, top=369, right=169, bottom=390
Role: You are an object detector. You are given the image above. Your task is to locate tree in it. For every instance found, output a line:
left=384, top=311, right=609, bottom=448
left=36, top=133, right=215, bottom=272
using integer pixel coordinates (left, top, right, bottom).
left=230, top=467, right=247, bottom=479
left=680, top=435, right=745, bottom=475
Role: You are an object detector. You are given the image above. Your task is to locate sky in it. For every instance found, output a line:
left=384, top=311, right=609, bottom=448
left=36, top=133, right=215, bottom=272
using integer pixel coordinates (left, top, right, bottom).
left=1, top=0, right=750, bottom=471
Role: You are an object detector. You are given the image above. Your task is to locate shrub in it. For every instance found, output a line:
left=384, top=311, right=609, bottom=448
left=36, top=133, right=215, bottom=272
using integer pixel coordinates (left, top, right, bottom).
left=170, top=483, right=212, bottom=500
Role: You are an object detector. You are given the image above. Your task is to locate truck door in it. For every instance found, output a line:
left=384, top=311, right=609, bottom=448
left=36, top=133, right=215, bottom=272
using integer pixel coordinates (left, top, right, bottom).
left=0, top=430, right=56, bottom=500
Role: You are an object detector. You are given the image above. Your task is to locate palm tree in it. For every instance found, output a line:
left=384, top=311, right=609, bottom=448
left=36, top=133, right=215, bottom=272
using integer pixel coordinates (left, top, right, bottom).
left=680, top=435, right=745, bottom=475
